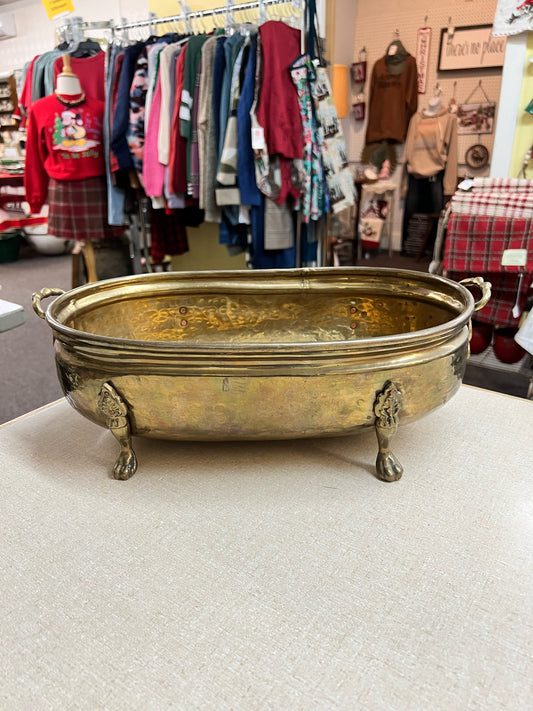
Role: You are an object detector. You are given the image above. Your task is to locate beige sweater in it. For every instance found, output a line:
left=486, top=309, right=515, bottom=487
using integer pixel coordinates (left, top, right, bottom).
left=404, top=108, right=458, bottom=196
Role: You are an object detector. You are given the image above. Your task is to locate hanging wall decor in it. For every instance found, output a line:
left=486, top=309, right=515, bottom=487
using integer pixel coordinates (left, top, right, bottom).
left=416, top=25, right=431, bottom=94
left=351, top=48, right=367, bottom=123
left=465, top=143, right=490, bottom=169
left=351, top=48, right=367, bottom=84
left=352, top=92, right=365, bottom=121
left=457, top=102, right=496, bottom=135
left=457, top=80, right=496, bottom=135
left=438, top=25, right=506, bottom=70
left=351, top=60, right=367, bottom=84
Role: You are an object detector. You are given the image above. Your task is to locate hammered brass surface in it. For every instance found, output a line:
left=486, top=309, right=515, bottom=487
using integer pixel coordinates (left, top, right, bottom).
left=64, top=292, right=457, bottom=344
left=34, top=267, right=487, bottom=479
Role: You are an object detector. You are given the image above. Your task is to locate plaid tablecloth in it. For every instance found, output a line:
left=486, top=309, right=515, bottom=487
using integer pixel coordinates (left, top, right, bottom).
left=472, top=177, right=533, bottom=193
left=443, top=211, right=533, bottom=328
left=450, top=191, right=533, bottom=218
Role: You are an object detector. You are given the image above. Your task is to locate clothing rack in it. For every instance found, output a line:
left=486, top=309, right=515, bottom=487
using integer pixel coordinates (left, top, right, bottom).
left=111, top=0, right=317, bottom=269
left=52, top=0, right=335, bottom=272
left=113, top=0, right=303, bottom=33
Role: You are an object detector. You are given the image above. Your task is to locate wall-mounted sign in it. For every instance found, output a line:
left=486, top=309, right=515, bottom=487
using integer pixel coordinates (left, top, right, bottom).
left=438, top=25, right=506, bottom=71
left=41, top=0, right=74, bottom=21
left=416, top=27, right=431, bottom=94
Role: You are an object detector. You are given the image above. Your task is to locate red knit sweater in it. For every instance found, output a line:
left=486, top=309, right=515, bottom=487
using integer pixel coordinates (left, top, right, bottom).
left=24, top=94, right=105, bottom=213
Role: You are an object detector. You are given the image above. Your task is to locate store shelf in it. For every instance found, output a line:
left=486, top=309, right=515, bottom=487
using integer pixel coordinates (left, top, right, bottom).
left=464, top=345, right=533, bottom=399
left=0, top=75, right=18, bottom=130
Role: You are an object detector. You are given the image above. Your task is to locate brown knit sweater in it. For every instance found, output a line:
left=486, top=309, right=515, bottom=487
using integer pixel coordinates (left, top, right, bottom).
left=365, top=54, right=418, bottom=144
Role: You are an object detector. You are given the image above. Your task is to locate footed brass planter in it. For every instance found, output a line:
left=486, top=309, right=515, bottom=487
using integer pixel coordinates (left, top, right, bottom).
left=33, top=267, right=489, bottom=481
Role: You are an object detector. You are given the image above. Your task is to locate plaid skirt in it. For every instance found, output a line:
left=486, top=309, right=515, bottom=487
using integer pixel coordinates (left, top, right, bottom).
left=48, top=175, right=123, bottom=241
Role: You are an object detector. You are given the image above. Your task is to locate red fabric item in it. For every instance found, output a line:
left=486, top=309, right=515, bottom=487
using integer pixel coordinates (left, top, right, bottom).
left=443, top=212, right=533, bottom=328
left=168, top=45, right=189, bottom=196
left=443, top=213, right=533, bottom=273
left=257, top=21, right=303, bottom=160
left=256, top=21, right=303, bottom=206
left=24, top=94, right=106, bottom=214
left=53, top=52, right=106, bottom=102
left=445, top=270, right=531, bottom=329
left=47, top=175, right=123, bottom=241
left=149, top=207, right=189, bottom=263
left=13, top=56, right=37, bottom=127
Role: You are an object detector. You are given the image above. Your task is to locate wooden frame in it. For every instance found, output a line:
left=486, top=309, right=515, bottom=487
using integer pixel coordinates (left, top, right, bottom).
left=457, top=102, right=496, bottom=135
left=438, top=25, right=506, bottom=71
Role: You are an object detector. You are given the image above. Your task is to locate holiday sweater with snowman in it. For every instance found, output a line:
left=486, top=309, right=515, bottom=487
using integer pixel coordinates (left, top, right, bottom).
left=24, top=93, right=106, bottom=213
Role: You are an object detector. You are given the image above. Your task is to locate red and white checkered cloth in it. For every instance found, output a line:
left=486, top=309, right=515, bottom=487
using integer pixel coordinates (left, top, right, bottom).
left=443, top=212, right=533, bottom=328
left=450, top=191, right=533, bottom=218
left=472, top=177, right=533, bottom=193
left=443, top=213, right=533, bottom=273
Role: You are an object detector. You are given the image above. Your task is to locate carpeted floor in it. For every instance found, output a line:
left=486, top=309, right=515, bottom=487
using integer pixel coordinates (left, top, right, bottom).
left=1, top=241, right=73, bottom=424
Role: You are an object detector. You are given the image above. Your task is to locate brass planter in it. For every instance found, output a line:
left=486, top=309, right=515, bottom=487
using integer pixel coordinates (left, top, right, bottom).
left=33, top=267, right=489, bottom=481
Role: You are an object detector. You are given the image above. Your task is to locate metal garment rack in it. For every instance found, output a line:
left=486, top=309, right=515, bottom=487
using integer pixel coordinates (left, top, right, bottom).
left=57, top=0, right=316, bottom=269
left=112, top=0, right=315, bottom=267
left=113, top=0, right=303, bottom=34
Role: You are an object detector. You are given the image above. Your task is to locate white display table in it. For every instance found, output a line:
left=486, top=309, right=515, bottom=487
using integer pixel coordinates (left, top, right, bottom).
left=1, top=386, right=531, bottom=710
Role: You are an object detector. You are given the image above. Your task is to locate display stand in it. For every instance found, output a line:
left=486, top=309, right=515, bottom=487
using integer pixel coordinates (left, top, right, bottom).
left=358, top=180, right=396, bottom=258
left=71, top=241, right=98, bottom=287
left=465, top=345, right=533, bottom=399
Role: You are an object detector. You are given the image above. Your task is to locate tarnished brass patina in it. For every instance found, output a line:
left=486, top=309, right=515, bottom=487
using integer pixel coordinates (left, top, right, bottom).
left=33, top=267, right=490, bottom=481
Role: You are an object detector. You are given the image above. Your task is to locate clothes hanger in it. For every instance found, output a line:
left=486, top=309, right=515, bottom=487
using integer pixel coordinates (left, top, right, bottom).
left=70, top=38, right=102, bottom=58
left=386, top=29, right=407, bottom=56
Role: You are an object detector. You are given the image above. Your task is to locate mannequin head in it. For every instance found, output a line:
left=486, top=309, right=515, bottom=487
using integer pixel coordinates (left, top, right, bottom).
left=56, top=73, right=83, bottom=96
left=424, top=94, right=442, bottom=116
left=55, top=55, right=83, bottom=97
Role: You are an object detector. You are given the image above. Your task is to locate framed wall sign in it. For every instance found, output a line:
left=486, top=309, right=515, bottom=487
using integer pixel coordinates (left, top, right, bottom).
left=438, top=25, right=506, bottom=71
left=457, top=102, right=496, bottom=135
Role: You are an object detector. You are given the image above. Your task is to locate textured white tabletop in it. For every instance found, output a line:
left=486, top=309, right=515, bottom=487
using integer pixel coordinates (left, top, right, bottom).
left=1, top=386, right=532, bottom=710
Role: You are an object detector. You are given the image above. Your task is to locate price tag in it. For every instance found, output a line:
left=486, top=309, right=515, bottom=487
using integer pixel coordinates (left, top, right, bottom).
left=251, top=126, right=266, bottom=150
left=501, top=249, right=527, bottom=267
left=457, top=178, right=473, bottom=191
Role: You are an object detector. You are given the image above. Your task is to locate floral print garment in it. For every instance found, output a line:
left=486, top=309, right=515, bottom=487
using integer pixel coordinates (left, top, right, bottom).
left=127, top=48, right=148, bottom=187
left=290, top=54, right=323, bottom=223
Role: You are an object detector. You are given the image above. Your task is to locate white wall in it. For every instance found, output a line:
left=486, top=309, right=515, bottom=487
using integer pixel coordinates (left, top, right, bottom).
left=491, top=32, right=529, bottom=177
left=0, top=0, right=150, bottom=76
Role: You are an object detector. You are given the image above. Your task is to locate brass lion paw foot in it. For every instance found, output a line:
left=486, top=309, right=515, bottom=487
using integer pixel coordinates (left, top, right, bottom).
left=376, top=452, right=403, bottom=482
left=98, top=381, right=138, bottom=481
left=373, top=381, right=403, bottom=482
left=113, top=450, right=138, bottom=480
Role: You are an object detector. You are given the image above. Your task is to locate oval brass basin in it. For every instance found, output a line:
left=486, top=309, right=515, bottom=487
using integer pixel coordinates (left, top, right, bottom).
left=34, top=267, right=487, bottom=481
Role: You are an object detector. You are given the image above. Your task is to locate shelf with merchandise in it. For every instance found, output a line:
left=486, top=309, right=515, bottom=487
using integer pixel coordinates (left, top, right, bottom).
left=0, top=76, right=18, bottom=131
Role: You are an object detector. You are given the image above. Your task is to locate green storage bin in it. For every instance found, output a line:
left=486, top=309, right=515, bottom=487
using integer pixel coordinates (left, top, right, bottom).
left=0, top=230, right=21, bottom=263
